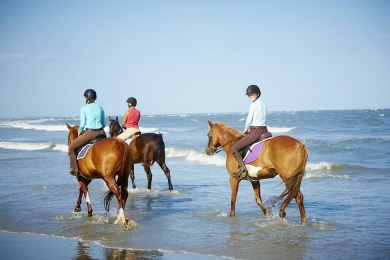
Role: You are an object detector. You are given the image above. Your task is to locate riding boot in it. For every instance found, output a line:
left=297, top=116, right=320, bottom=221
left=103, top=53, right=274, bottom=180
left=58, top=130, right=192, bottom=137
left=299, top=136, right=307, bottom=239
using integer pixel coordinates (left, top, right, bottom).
left=232, top=151, right=248, bottom=178
left=69, top=148, right=79, bottom=176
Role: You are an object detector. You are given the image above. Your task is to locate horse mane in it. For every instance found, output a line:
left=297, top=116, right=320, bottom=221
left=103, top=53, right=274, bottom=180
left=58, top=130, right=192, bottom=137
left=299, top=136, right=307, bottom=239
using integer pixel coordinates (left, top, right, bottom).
left=214, top=122, right=241, bottom=136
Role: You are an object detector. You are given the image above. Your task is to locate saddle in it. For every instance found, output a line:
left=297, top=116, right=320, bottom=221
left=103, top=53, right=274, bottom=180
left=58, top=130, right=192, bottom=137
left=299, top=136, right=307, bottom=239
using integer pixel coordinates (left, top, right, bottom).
left=240, top=132, right=272, bottom=163
left=76, top=134, right=106, bottom=159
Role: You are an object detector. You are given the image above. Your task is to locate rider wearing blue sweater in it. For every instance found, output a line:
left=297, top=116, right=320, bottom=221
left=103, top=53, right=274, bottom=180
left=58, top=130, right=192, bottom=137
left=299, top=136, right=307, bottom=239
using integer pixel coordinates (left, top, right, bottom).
left=232, top=85, right=268, bottom=179
left=68, top=89, right=106, bottom=176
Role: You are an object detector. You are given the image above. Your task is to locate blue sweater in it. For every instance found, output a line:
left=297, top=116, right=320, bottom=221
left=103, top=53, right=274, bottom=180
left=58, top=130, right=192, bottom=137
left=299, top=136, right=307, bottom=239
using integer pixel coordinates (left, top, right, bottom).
left=79, top=102, right=106, bottom=135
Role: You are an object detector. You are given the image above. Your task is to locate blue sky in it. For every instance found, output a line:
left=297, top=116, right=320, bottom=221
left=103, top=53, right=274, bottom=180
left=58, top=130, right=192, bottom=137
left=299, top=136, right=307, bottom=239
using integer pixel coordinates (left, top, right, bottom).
left=0, top=1, right=389, bottom=118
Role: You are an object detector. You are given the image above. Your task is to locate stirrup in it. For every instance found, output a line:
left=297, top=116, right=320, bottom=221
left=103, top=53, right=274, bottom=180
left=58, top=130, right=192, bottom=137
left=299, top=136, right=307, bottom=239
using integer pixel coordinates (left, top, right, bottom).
left=233, top=166, right=248, bottom=178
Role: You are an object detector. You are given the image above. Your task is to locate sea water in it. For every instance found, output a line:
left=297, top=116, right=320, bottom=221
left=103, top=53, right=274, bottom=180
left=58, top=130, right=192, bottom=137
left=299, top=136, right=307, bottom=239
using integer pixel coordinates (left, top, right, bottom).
left=0, top=109, right=389, bottom=259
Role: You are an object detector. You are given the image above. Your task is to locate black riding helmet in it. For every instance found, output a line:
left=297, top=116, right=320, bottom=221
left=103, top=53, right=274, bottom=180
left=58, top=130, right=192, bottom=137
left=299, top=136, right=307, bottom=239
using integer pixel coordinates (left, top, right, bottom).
left=84, top=89, right=97, bottom=100
left=126, top=97, right=137, bottom=106
left=245, top=85, right=261, bottom=96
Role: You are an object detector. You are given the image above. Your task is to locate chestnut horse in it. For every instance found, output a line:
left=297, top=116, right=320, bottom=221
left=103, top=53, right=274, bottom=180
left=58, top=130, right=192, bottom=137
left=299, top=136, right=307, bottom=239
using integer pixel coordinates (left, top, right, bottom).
left=205, top=121, right=308, bottom=224
left=108, top=116, right=173, bottom=191
left=66, top=123, right=131, bottom=226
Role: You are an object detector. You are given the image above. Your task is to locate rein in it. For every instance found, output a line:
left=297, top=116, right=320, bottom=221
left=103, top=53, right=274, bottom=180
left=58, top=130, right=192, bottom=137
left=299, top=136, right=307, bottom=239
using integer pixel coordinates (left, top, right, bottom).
left=214, top=135, right=243, bottom=154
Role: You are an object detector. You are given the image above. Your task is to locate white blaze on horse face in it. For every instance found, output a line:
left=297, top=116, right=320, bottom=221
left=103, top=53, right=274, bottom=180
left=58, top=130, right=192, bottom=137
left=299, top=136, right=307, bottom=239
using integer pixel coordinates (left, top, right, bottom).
left=85, top=192, right=91, bottom=205
left=246, top=165, right=263, bottom=178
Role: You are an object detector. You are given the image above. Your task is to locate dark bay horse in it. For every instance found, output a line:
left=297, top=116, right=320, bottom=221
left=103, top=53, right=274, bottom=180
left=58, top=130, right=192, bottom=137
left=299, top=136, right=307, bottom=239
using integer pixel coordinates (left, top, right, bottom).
left=205, top=121, right=308, bottom=224
left=67, top=123, right=131, bottom=226
left=108, top=116, right=173, bottom=191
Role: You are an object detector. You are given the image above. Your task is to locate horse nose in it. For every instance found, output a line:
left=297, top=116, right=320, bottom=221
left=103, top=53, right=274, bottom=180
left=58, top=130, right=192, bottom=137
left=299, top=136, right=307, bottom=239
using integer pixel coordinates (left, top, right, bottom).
left=205, top=146, right=212, bottom=155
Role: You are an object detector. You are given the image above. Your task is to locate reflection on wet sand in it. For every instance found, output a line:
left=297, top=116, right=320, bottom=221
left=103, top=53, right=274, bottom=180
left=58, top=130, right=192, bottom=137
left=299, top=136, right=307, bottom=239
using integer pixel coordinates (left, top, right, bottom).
left=75, top=241, right=164, bottom=260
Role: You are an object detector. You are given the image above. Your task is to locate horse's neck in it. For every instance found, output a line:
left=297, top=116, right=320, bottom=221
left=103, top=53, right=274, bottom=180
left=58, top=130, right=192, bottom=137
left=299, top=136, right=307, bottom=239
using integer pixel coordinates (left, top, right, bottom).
left=218, top=127, right=241, bottom=152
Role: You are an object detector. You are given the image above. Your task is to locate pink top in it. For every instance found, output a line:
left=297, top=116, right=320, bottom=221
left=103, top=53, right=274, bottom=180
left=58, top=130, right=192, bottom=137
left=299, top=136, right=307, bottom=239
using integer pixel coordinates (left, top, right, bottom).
left=125, top=109, right=140, bottom=128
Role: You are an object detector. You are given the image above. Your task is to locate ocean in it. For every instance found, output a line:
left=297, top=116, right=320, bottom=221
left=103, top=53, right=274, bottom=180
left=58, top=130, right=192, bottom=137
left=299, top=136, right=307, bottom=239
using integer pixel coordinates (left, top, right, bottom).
left=0, top=109, right=389, bottom=259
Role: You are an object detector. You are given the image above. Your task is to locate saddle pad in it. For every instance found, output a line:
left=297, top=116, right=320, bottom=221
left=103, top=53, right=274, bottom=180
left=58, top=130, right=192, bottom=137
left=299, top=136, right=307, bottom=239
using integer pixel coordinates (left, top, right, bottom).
left=77, top=144, right=93, bottom=160
left=243, top=141, right=265, bottom=165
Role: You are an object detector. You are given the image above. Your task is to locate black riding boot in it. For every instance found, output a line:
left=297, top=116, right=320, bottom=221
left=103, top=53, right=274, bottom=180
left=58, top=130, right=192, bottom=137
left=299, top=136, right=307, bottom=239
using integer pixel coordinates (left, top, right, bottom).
left=233, top=151, right=248, bottom=178
left=69, top=148, right=79, bottom=176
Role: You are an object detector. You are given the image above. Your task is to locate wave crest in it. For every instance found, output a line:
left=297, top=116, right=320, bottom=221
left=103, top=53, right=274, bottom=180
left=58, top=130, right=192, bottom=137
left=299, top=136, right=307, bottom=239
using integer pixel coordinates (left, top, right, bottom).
left=166, top=147, right=226, bottom=166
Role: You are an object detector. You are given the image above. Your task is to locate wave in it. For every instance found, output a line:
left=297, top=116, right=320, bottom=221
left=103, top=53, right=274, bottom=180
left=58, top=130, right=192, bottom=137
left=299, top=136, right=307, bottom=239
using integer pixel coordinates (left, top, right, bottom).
left=0, top=119, right=159, bottom=133
left=0, top=141, right=68, bottom=152
left=0, top=121, right=69, bottom=131
left=165, top=147, right=226, bottom=166
left=268, top=126, right=295, bottom=133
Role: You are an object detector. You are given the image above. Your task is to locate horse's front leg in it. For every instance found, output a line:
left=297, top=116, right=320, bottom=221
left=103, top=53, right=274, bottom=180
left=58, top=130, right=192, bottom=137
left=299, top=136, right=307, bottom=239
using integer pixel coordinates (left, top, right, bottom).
left=143, top=165, right=153, bottom=190
left=78, top=178, right=93, bottom=217
left=74, top=186, right=83, bottom=212
left=251, top=181, right=270, bottom=217
left=130, top=164, right=136, bottom=189
left=229, top=175, right=240, bottom=217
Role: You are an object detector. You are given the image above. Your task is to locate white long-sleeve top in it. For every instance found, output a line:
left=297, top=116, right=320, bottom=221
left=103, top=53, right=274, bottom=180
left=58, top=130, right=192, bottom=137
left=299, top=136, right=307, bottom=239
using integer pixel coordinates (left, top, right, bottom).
left=244, top=98, right=267, bottom=132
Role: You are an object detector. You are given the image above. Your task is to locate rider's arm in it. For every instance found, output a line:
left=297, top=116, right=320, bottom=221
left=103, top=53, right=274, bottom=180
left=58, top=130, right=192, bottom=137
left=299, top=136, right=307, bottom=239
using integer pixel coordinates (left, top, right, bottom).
left=121, top=111, right=128, bottom=128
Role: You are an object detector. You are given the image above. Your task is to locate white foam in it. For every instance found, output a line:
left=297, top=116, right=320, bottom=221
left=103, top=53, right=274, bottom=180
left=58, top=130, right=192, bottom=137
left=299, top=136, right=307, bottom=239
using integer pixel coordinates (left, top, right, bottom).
left=0, top=121, right=68, bottom=131
left=165, top=147, right=226, bottom=166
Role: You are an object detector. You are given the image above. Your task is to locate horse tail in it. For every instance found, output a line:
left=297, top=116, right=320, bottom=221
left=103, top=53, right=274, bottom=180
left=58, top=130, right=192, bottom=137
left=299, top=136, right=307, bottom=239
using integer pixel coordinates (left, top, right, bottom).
left=103, top=140, right=129, bottom=213
left=271, top=144, right=308, bottom=207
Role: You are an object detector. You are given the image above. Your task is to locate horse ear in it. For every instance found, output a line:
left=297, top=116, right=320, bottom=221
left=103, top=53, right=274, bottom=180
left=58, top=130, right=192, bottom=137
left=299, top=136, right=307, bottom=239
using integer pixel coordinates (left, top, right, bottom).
left=116, top=116, right=118, bottom=121
left=108, top=116, right=112, bottom=121
left=66, top=123, right=72, bottom=130
left=208, top=120, right=213, bottom=127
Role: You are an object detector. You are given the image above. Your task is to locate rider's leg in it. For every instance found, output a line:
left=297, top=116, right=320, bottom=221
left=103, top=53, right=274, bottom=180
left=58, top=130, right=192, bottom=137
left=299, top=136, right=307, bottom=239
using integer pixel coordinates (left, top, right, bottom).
left=68, top=147, right=79, bottom=176
left=233, top=150, right=248, bottom=178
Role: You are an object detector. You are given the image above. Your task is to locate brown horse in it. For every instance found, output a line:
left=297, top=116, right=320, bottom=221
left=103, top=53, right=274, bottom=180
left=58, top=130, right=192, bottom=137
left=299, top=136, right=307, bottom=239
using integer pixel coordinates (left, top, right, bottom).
left=108, top=116, right=173, bottom=191
left=66, top=123, right=131, bottom=226
left=205, top=121, right=308, bottom=224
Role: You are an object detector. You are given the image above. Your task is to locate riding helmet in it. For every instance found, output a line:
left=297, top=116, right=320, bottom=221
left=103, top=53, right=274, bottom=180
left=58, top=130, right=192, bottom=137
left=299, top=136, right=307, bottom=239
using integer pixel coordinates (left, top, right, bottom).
left=84, top=89, right=97, bottom=100
left=126, top=97, right=137, bottom=106
left=246, top=85, right=261, bottom=96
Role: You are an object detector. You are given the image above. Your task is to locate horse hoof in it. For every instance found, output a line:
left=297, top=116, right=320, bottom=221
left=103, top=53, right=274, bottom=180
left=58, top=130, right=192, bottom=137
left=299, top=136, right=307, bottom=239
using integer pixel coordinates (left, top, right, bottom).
left=279, top=212, right=286, bottom=218
left=74, top=206, right=81, bottom=212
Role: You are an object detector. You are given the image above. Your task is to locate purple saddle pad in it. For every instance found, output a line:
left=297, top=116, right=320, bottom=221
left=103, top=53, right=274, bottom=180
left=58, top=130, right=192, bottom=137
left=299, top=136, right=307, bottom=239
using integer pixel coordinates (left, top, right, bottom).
left=243, top=141, right=265, bottom=164
left=77, top=144, right=93, bottom=160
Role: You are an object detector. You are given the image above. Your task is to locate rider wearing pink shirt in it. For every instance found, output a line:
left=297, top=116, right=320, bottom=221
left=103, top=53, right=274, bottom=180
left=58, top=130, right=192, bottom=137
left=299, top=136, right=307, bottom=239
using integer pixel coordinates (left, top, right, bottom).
left=117, top=97, right=141, bottom=141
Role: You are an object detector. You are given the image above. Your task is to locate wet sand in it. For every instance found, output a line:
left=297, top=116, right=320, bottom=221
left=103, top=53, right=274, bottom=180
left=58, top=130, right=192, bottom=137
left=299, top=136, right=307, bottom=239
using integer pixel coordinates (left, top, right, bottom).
left=0, top=231, right=225, bottom=260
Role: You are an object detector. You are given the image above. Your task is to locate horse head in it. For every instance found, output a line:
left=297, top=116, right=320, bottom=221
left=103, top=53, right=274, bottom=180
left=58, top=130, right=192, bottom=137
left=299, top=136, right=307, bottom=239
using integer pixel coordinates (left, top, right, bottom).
left=206, top=121, right=243, bottom=155
left=108, top=116, right=122, bottom=137
left=205, top=120, right=220, bottom=155
left=66, top=123, right=79, bottom=144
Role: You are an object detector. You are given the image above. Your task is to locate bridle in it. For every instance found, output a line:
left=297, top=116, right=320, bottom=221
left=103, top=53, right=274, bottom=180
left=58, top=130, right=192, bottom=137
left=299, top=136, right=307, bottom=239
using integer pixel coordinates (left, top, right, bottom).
left=207, top=126, right=243, bottom=154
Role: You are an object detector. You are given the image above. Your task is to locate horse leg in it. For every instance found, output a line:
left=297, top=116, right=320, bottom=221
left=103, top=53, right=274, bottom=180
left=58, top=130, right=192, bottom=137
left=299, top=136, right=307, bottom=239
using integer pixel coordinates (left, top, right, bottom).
left=295, top=191, right=307, bottom=224
left=229, top=175, right=240, bottom=217
left=251, top=181, right=270, bottom=217
left=130, top=164, right=136, bottom=189
left=121, top=174, right=129, bottom=210
left=104, top=179, right=126, bottom=225
left=78, top=179, right=93, bottom=217
left=158, top=161, right=173, bottom=191
left=74, top=187, right=83, bottom=212
left=143, top=165, right=153, bottom=190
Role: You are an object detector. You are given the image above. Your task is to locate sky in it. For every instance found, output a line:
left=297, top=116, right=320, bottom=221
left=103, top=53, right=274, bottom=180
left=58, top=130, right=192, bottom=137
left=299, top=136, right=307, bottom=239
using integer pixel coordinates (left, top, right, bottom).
left=0, top=0, right=389, bottom=118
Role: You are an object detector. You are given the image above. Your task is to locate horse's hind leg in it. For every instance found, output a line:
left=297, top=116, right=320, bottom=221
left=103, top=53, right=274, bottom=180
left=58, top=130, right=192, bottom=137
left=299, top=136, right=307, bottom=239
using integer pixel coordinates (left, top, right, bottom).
left=105, top=179, right=126, bottom=224
left=158, top=161, right=173, bottom=191
left=295, top=191, right=307, bottom=224
left=251, top=181, right=269, bottom=217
